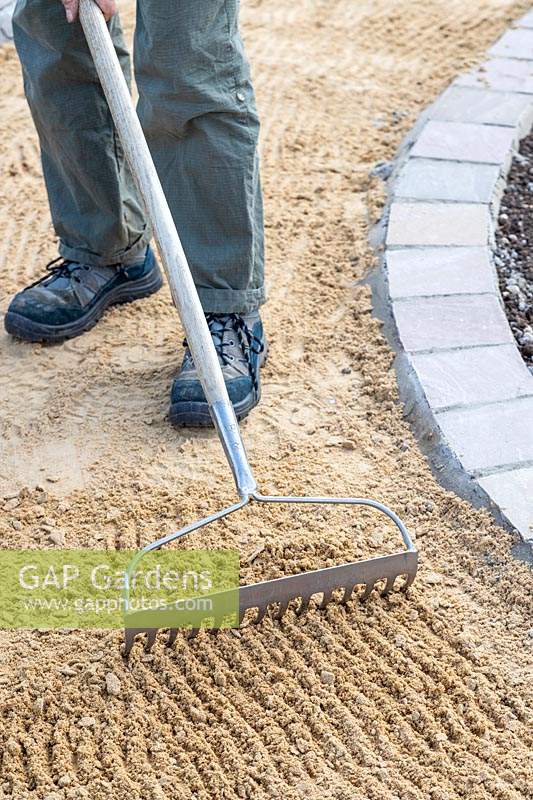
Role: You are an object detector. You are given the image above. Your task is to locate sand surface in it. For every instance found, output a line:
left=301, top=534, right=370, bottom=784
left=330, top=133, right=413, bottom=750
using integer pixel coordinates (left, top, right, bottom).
left=0, top=1, right=532, bottom=798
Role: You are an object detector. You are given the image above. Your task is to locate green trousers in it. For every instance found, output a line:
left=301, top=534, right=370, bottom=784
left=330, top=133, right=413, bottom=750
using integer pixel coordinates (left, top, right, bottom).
left=12, top=0, right=265, bottom=313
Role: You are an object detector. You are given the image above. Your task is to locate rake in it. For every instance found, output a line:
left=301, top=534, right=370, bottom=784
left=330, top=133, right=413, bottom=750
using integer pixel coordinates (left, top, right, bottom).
left=79, top=0, right=418, bottom=656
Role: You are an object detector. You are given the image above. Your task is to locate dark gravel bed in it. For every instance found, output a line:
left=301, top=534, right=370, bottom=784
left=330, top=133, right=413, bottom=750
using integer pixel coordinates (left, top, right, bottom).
left=495, top=134, right=533, bottom=373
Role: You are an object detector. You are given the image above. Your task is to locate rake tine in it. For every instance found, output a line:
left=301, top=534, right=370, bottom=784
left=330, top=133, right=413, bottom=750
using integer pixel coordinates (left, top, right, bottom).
left=145, top=629, right=158, bottom=652
left=123, top=628, right=139, bottom=657
left=205, top=616, right=225, bottom=634
left=402, top=571, right=416, bottom=592
left=342, top=585, right=355, bottom=604
left=188, top=628, right=200, bottom=639
left=254, top=605, right=268, bottom=625
left=360, top=581, right=376, bottom=602
left=167, top=629, right=179, bottom=647
left=319, top=590, right=333, bottom=610
left=381, top=575, right=397, bottom=597
left=274, top=600, right=289, bottom=620
left=297, top=595, right=311, bottom=617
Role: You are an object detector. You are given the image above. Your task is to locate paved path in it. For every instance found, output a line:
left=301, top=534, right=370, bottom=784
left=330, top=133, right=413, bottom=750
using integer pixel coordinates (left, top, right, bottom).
left=0, top=0, right=14, bottom=46
left=382, top=10, right=533, bottom=541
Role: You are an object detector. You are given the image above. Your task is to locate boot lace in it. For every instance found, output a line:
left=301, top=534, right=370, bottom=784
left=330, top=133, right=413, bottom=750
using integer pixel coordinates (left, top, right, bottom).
left=184, top=313, right=264, bottom=391
left=25, top=257, right=123, bottom=291
left=25, top=257, right=87, bottom=290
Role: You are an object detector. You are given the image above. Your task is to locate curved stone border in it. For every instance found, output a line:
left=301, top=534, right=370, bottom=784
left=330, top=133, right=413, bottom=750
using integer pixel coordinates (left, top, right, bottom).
left=0, top=0, right=14, bottom=45
left=379, top=10, right=533, bottom=542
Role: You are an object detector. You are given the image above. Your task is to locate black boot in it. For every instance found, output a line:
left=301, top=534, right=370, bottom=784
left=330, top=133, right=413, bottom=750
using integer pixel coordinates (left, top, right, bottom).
left=4, top=246, right=162, bottom=343
left=169, top=311, right=267, bottom=427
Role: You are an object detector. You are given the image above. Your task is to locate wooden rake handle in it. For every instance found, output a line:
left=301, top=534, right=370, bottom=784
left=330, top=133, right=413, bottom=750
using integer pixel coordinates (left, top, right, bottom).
left=79, top=0, right=256, bottom=497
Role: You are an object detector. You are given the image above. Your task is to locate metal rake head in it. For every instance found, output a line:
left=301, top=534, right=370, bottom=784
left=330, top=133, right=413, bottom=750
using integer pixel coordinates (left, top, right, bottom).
left=123, top=491, right=418, bottom=657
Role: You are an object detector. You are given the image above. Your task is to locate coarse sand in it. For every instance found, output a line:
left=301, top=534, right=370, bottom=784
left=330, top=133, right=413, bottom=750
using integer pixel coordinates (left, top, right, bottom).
left=0, top=1, right=532, bottom=798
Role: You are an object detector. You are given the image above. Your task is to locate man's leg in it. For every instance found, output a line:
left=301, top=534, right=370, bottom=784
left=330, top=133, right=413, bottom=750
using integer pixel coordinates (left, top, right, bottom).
left=12, top=0, right=148, bottom=266
left=134, top=0, right=266, bottom=425
left=5, top=1, right=162, bottom=343
left=134, top=0, right=265, bottom=314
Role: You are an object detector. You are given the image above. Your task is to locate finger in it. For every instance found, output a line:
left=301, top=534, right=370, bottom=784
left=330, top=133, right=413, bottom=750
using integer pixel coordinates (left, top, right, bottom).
left=97, top=0, right=117, bottom=21
left=62, top=0, right=79, bottom=23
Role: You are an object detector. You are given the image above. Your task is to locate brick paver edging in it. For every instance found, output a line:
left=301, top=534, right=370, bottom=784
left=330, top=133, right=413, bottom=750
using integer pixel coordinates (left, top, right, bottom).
left=0, top=0, right=14, bottom=46
left=378, top=10, right=533, bottom=542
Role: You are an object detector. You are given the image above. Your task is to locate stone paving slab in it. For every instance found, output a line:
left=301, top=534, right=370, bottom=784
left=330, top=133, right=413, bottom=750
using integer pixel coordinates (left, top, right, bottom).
left=387, top=247, right=497, bottom=298
left=410, top=120, right=516, bottom=164
left=429, top=85, right=533, bottom=130
left=455, top=58, right=533, bottom=95
left=409, top=345, right=532, bottom=410
left=490, top=28, right=533, bottom=60
left=517, top=9, right=533, bottom=28
left=387, top=202, right=490, bottom=247
left=394, top=159, right=500, bottom=203
left=392, top=295, right=514, bottom=353
left=436, top=397, right=533, bottom=475
left=478, top=468, right=533, bottom=542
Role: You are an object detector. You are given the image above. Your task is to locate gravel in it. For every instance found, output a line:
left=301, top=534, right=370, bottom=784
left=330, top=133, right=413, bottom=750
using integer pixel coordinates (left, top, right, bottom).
left=495, top=140, right=533, bottom=372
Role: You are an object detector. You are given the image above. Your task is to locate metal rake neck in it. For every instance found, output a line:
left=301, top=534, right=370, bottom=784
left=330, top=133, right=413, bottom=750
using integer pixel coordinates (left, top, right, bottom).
left=138, top=490, right=416, bottom=556
left=210, top=401, right=257, bottom=497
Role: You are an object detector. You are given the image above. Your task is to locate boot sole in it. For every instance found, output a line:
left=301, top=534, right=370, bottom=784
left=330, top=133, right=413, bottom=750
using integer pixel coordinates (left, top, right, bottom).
left=169, top=344, right=268, bottom=428
left=4, top=263, right=164, bottom=344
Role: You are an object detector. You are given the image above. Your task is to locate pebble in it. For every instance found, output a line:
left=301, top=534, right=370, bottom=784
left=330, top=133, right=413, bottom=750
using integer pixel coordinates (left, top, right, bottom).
left=6, top=737, right=19, bottom=754
left=10, top=519, right=22, bottom=531
left=370, top=160, right=394, bottom=180
left=59, top=666, right=77, bottom=677
left=33, top=697, right=45, bottom=715
left=320, top=670, right=335, bottom=685
left=189, top=706, right=207, bottom=723
left=89, top=650, right=105, bottom=661
left=214, top=671, right=227, bottom=688
left=3, top=498, right=19, bottom=511
left=296, top=738, right=311, bottom=753
left=58, top=774, right=73, bottom=787
left=33, top=489, right=48, bottom=504
left=47, top=530, right=65, bottom=546
left=527, top=628, right=533, bottom=639
left=105, top=671, right=121, bottom=696
left=78, top=716, right=96, bottom=728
